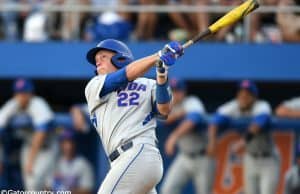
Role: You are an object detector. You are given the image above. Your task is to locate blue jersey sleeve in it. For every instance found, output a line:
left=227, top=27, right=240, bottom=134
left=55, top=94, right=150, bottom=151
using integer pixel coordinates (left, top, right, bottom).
left=252, top=113, right=271, bottom=128
left=100, top=68, right=129, bottom=97
left=34, top=120, right=53, bottom=132
left=211, top=113, right=231, bottom=128
left=184, top=112, right=203, bottom=125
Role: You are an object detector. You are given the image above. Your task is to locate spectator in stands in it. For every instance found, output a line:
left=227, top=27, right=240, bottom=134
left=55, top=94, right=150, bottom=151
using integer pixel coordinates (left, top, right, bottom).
left=0, top=0, right=18, bottom=41
left=0, top=0, right=34, bottom=40
left=46, top=129, right=94, bottom=194
left=284, top=143, right=300, bottom=194
left=276, top=97, right=300, bottom=118
left=167, top=0, right=210, bottom=41
left=84, top=0, right=133, bottom=41
left=213, top=0, right=243, bottom=42
left=0, top=78, right=58, bottom=190
left=47, top=0, right=92, bottom=41
left=23, top=1, right=49, bottom=42
left=133, top=0, right=157, bottom=40
left=276, top=0, right=300, bottom=42
left=207, top=80, right=278, bottom=194
left=250, top=0, right=282, bottom=42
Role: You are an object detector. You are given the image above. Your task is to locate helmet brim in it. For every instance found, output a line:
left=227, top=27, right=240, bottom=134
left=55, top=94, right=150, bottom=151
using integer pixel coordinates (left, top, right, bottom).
left=86, top=47, right=101, bottom=65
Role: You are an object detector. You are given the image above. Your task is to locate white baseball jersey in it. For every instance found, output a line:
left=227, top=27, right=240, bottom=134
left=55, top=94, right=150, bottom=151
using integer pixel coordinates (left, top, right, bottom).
left=217, top=99, right=273, bottom=155
left=217, top=99, right=271, bottom=118
left=0, top=96, right=54, bottom=142
left=172, top=96, right=206, bottom=153
left=46, top=156, right=94, bottom=191
left=85, top=75, right=159, bottom=155
left=283, top=97, right=300, bottom=110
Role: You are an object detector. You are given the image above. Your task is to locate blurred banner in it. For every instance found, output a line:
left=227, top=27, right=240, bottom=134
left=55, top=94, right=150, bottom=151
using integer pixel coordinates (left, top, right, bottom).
left=0, top=43, right=299, bottom=80
left=212, top=131, right=293, bottom=194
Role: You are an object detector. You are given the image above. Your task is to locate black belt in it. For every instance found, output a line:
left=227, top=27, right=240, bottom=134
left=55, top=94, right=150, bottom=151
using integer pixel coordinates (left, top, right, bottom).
left=109, top=141, right=133, bottom=162
left=185, top=149, right=206, bottom=158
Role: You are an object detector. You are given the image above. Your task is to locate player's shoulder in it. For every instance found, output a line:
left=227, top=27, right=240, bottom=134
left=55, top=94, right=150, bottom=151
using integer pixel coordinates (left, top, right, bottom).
left=135, top=77, right=156, bottom=85
left=217, top=99, right=238, bottom=113
left=85, top=75, right=106, bottom=94
left=254, top=99, right=271, bottom=109
left=85, top=75, right=105, bottom=88
left=220, top=99, right=238, bottom=109
left=31, top=96, right=50, bottom=106
left=183, top=96, right=204, bottom=106
left=1, top=98, right=18, bottom=109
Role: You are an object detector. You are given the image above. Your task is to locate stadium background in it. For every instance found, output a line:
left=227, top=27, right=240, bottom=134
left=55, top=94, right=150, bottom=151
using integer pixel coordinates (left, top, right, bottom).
left=0, top=0, right=300, bottom=194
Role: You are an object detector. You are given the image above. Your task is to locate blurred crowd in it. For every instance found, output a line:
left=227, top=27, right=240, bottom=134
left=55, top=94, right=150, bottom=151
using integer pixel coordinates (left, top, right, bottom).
left=0, top=0, right=299, bottom=43
left=1, top=78, right=300, bottom=193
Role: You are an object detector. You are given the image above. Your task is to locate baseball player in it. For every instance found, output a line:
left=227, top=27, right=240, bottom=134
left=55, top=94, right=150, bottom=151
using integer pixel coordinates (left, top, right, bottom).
left=207, top=80, right=278, bottom=194
left=84, top=39, right=183, bottom=194
left=284, top=143, right=300, bottom=194
left=0, top=78, right=58, bottom=190
left=276, top=96, right=300, bottom=118
left=160, top=78, right=215, bottom=194
left=46, top=130, right=94, bottom=193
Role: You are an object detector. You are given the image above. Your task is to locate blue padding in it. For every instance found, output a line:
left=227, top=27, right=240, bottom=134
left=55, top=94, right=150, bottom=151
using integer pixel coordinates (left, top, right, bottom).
left=0, top=43, right=300, bottom=80
left=185, top=112, right=202, bottom=125
left=100, top=68, right=129, bottom=97
left=252, top=114, right=271, bottom=128
left=211, top=113, right=231, bottom=128
left=34, top=121, right=53, bottom=132
left=156, top=82, right=171, bottom=104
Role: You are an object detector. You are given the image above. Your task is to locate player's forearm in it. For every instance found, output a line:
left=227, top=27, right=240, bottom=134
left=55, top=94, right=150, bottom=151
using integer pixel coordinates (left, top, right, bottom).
left=208, top=124, right=218, bottom=145
left=126, top=54, right=159, bottom=81
left=166, top=110, right=185, bottom=124
left=28, top=131, right=46, bottom=164
left=172, top=120, right=195, bottom=139
left=276, top=106, right=300, bottom=118
left=156, top=66, right=171, bottom=116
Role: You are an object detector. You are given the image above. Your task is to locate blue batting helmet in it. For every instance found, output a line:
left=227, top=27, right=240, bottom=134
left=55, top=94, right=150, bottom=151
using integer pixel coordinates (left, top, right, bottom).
left=170, top=78, right=187, bottom=91
left=238, top=79, right=258, bottom=96
left=86, top=39, right=134, bottom=69
left=13, top=78, right=34, bottom=93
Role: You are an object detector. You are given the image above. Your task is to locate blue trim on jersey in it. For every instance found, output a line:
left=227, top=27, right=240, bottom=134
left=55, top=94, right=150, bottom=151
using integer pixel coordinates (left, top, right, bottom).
left=143, top=112, right=154, bottom=126
left=211, top=113, right=231, bottom=128
left=34, top=120, right=53, bottom=132
left=110, top=144, right=144, bottom=194
left=100, top=68, right=129, bottom=97
left=252, top=113, right=271, bottom=128
left=156, top=82, right=171, bottom=104
left=185, top=112, right=202, bottom=125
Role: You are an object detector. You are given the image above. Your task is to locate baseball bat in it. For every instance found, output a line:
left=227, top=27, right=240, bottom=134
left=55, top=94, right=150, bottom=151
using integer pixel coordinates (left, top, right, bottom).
left=182, top=0, right=260, bottom=49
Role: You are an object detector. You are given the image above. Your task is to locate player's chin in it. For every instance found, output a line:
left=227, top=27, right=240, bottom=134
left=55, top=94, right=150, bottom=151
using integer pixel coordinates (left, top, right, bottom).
left=97, top=68, right=107, bottom=75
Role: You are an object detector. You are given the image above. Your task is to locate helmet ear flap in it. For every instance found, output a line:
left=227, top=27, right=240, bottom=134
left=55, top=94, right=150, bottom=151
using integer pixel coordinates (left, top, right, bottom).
left=111, top=53, right=133, bottom=69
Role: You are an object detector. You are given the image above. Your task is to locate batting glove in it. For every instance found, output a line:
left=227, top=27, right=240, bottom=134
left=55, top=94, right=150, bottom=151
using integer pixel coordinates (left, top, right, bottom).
left=158, top=41, right=184, bottom=67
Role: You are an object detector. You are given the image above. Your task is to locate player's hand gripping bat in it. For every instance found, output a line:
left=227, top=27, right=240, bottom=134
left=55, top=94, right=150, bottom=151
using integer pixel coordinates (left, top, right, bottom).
left=183, top=0, right=259, bottom=48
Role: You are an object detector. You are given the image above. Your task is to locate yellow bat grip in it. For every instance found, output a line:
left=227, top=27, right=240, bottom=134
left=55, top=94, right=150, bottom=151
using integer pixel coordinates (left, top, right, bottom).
left=209, top=0, right=259, bottom=33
